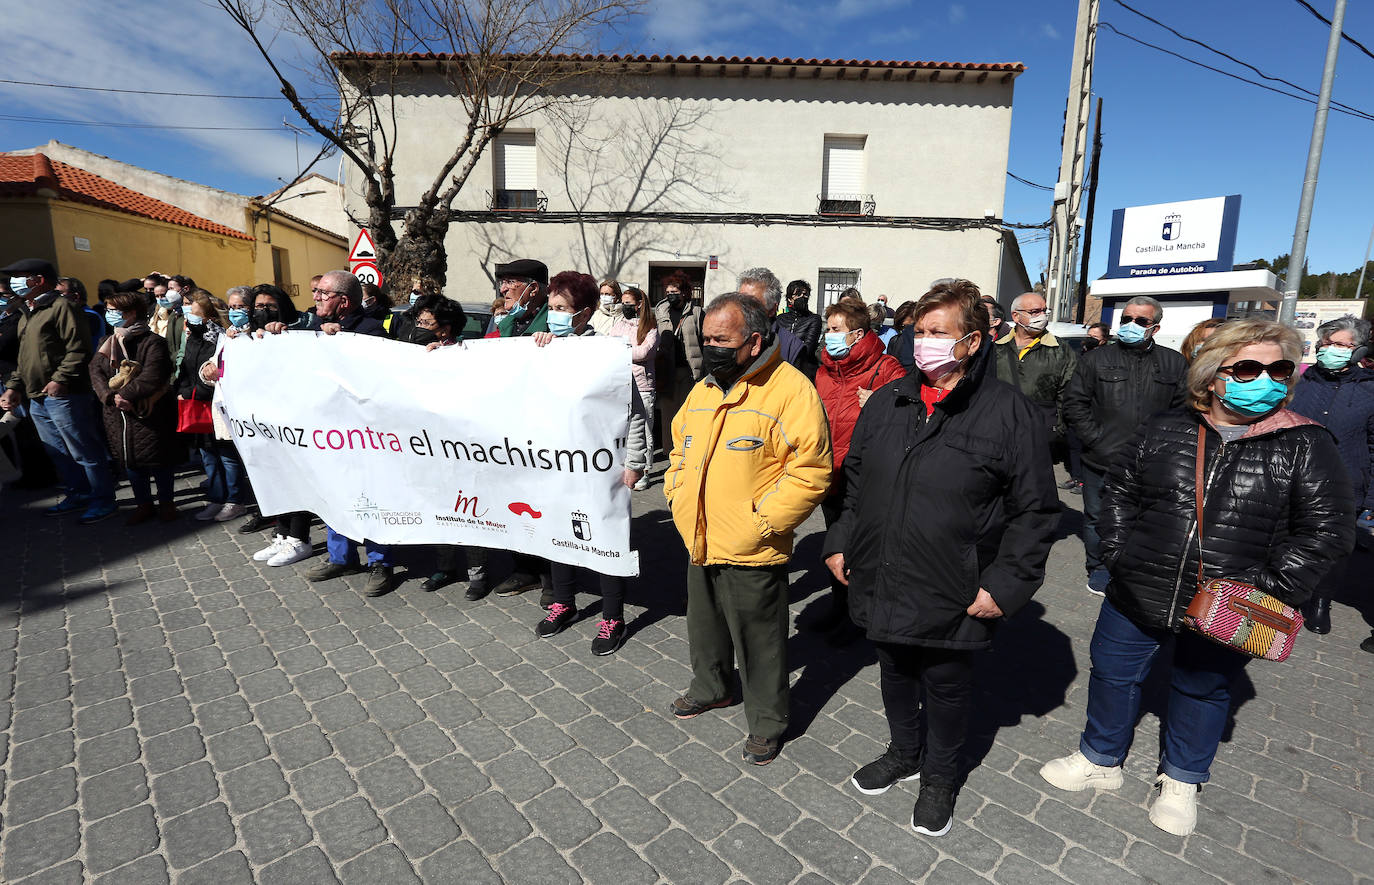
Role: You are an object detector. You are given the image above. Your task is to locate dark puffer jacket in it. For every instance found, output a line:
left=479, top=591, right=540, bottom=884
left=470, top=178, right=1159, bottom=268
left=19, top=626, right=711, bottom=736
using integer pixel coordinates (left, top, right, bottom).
left=775, top=307, right=823, bottom=355
left=823, top=346, right=1061, bottom=650
left=1063, top=340, right=1187, bottom=472
left=90, top=330, right=181, bottom=470
left=1289, top=364, right=1374, bottom=512
left=1100, top=408, right=1354, bottom=632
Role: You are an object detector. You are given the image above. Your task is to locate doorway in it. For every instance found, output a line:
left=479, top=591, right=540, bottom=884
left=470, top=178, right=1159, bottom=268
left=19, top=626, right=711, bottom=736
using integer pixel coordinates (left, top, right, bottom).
left=648, top=263, right=707, bottom=308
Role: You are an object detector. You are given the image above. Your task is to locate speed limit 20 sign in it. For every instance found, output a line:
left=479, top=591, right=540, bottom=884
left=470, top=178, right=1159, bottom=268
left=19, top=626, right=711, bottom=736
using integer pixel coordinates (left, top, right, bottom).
left=352, top=261, right=382, bottom=288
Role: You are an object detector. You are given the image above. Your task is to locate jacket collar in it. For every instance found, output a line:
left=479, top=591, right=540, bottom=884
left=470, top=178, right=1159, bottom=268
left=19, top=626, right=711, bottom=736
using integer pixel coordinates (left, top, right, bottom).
left=1198, top=406, right=1323, bottom=441
left=895, top=335, right=992, bottom=409
left=996, top=329, right=1059, bottom=348
left=820, top=329, right=886, bottom=377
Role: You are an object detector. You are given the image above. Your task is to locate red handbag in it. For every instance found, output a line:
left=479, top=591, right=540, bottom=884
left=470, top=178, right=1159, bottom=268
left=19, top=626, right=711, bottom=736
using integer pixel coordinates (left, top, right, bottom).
left=176, top=397, right=214, bottom=434
left=1182, top=424, right=1303, bottom=661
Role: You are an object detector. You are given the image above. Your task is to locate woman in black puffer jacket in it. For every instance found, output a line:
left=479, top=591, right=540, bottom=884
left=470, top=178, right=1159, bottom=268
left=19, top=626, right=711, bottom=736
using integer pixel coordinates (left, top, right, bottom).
left=1040, top=319, right=1353, bottom=838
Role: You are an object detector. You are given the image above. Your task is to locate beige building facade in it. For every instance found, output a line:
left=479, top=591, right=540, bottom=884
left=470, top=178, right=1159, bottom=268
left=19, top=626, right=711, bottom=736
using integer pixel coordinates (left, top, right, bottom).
left=341, top=54, right=1031, bottom=306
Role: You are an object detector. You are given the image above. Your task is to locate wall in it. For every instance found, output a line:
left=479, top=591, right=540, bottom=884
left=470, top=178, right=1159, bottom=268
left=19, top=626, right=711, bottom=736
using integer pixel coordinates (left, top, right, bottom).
left=247, top=209, right=349, bottom=310
left=0, top=201, right=58, bottom=268
left=270, top=177, right=350, bottom=239
left=45, top=201, right=254, bottom=296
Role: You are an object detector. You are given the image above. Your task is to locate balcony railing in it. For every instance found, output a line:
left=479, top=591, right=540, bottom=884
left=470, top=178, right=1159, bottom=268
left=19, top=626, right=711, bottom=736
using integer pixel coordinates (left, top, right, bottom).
left=817, top=194, right=876, bottom=217
left=489, top=189, right=548, bottom=212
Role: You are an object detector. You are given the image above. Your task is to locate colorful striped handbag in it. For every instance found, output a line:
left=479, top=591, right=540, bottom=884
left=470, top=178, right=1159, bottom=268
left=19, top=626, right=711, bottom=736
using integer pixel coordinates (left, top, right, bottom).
left=1182, top=424, right=1304, bottom=662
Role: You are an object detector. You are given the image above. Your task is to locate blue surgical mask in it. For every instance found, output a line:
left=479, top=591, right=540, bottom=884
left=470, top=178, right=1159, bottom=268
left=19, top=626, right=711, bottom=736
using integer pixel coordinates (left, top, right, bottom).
left=186, top=313, right=205, bottom=326
left=157, top=296, right=174, bottom=309
left=228, top=308, right=250, bottom=328
left=409, top=292, right=420, bottom=307
left=1218, top=374, right=1288, bottom=416
left=547, top=310, right=576, bottom=337
left=0, top=296, right=9, bottom=310
left=507, top=300, right=527, bottom=321
left=824, top=331, right=853, bottom=359
left=106, top=309, right=125, bottom=328
left=9, top=277, right=31, bottom=298
left=1316, top=346, right=1353, bottom=371
left=1116, top=321, right=1149, bottom=346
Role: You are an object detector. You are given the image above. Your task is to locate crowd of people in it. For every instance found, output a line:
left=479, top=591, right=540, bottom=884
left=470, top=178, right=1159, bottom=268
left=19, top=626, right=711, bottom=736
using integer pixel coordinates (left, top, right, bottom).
left=3, top=251, right=1371, bottom=842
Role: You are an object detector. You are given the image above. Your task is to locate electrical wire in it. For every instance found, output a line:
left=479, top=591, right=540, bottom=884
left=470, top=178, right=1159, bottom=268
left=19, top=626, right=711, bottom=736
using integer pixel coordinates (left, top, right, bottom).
left=1290, top=0, right=1374, bottom=62
left=1008, top=172, right=1054, bottom=191
left=0, top=113, right=285, bottom=131
left=0, top=77, right=326, bottom=101
left=1097, top=23, right=1374, bottom=123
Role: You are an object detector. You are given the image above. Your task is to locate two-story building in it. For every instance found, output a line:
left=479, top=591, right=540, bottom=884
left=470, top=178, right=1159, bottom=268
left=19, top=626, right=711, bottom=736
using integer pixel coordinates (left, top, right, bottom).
left=340, top=53, right=1031, bottom=307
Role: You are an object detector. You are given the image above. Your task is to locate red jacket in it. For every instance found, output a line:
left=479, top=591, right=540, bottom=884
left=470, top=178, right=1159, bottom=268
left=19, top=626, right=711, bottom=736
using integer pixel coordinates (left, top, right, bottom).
left=817, top=331, right=907, bottom=470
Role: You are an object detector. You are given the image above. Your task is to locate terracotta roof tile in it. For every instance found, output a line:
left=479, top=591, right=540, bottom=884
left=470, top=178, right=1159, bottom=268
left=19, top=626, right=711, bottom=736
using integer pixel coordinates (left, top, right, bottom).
left=0, top=153, right=252, bottom=240
left=333, top=51, right=1024, bottom=75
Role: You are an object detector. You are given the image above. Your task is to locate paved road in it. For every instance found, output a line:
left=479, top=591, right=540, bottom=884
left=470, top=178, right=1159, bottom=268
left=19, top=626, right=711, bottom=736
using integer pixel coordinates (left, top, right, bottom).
left=3, top=467, right=1372, bottom=884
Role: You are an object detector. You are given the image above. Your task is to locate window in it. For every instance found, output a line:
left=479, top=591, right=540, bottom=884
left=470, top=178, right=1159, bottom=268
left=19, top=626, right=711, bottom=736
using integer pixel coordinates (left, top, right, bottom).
left=271, top=247, right=291, bottom=290
left=818, top=268, right=861, bottom=310
left=492, top=131, right=540, bottom=210
left=820, top=135, right=869, bottom=215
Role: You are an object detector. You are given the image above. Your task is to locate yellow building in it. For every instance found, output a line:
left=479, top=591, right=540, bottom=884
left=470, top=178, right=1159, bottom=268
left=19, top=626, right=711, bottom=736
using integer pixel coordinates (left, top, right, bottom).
left=0, top=151, right=347, bottom=308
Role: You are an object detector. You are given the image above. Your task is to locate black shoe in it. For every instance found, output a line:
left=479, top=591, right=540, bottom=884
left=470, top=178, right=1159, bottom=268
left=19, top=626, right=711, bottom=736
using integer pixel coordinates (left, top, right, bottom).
left=1058, top=478, right=1080, bottom=490
left=493, top=572, right=539, bottom=597
left=911, top=782, right=956, bottom=836
left=742, top=734, right=780, bottom=765
left=1070, top=482, right=1083, bottom=495
left=671, top=695, right=732, bottom=719
left=1361, top=633, right=1374, bottom=654
left=851, top=745, right=922, bottom=795
left=590, top=618, right=627, bottom=656
left=1303, top=597, right=1331, bottom=634
left=421, top=571, right=456, bottom=592
left=238, top=512, right=274, bottom=534
left=536, top=603, right=576, bottom=637
left=304, top=561, right=363, bottom=582
left=465, top=581, right=490, bottom=601
left=363, top=565, right=394, bottom=597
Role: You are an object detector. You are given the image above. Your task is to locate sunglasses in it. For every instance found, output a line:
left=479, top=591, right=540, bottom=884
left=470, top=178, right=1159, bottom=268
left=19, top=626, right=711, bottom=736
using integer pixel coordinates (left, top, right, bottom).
left=1217, top=359, right=1296, bottom=383
left=1121, top=315, right=1156, bottom=328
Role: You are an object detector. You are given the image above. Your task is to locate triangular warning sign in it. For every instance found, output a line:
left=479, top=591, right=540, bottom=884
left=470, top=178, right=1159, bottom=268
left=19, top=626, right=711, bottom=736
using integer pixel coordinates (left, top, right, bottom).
left=349, top=229, right=378, bottom=263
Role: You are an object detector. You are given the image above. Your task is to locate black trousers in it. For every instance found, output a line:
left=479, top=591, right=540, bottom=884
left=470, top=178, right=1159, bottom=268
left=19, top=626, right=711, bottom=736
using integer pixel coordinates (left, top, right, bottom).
left=549, top=562, right=626, bottom=622
left=275, top=511, right=310, bottom=543
left=436, top=545, right=488, bottom=587
left=875, top=641, right=974, bottom=786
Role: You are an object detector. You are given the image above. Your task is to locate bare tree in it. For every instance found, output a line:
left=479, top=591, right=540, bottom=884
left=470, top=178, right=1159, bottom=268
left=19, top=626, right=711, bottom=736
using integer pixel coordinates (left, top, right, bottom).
left=550, top=98, right=734, bottom=279
left=217, top=0, right=641, bottom=292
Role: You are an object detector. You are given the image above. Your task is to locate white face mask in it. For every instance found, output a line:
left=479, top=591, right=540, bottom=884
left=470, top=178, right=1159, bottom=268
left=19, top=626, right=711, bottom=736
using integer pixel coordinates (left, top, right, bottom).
left=9, top=277, right=30, bottom=298
left=600, top=294, right=614, bottom=308
left=1017, top=313, right=1050, bottom=333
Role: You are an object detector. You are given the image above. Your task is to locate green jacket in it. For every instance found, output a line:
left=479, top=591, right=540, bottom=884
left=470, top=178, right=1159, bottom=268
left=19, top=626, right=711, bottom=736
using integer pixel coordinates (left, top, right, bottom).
left=495, top=303, right=549, bottom=337
left=6, top=292, right=91, bottom=399
left=992, top=331, right=1077, bottom=433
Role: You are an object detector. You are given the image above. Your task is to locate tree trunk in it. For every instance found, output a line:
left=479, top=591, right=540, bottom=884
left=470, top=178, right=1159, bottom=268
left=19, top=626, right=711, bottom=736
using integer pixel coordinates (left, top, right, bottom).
left=383, top=201, right=452, bottom=297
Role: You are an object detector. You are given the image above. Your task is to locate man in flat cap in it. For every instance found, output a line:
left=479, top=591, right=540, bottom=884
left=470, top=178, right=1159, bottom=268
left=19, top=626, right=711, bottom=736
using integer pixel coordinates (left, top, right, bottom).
left=0, top=258, right=116, bottom=523
left=491, top=259, right=550, bottom=338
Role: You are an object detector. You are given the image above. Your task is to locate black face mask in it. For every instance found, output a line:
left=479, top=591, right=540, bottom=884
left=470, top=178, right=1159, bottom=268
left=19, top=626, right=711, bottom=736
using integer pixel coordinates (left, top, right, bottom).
left=1082, top=338, right=1101, bottom=353
left=621, top=304, right=637, bottom=319
left=703, top=343, right=748, bottom=386
left=252, top=307, right=279, bottom=329
left=666, top=292, right=683, bottom=308
left=410, top=327, right=439, bottom=347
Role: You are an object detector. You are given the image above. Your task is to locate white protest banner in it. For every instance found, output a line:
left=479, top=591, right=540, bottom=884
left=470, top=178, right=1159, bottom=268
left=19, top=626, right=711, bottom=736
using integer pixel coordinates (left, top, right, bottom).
left=216, top=332, right=638, bottom=576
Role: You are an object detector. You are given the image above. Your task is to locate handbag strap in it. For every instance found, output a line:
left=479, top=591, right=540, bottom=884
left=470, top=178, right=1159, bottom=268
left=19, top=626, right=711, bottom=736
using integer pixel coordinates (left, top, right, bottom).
left=1194, top=423, right=1206, bottom=588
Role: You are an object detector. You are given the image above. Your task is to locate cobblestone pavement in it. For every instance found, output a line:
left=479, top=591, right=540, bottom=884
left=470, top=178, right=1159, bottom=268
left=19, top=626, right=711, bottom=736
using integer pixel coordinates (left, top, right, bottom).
left=3, top=466, right=1373, bottom=885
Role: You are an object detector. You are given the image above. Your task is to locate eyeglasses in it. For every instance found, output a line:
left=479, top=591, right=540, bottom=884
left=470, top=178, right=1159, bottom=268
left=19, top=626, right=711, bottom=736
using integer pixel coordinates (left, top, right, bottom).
left=1121, top=315, right=1156, bottom=328
left=1015, top=307, right=1047, bottom=317
left=311, top=287, right=345, bottom=298
left=1217, top=360, right=1296, bottom=383
left=415, top=319, right=438, bottom=330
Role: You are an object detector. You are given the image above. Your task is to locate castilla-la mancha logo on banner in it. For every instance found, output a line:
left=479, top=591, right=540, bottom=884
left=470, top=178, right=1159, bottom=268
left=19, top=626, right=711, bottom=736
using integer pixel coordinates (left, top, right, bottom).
left=571, top=511, right=592, bottom=541
left=1161, top=213, right=1181, bottom=241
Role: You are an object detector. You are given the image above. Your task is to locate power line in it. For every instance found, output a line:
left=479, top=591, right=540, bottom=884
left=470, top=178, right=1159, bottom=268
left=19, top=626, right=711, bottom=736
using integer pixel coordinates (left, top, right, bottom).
left=1097, top=23, right=1374, bottom=123
left=1008, top=172, right=1054, bottom=191
left=0, top=113, right=285, bottom=132
left=1290, top=0, right=1374, bottom=62
left=1108, top=0, right=1369, bottom=118
left=0, top=77, right=330, bottom=101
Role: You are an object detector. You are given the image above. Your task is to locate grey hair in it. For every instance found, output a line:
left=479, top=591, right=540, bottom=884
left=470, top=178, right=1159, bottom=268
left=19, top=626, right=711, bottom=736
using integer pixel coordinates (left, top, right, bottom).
left=321, top=269, right=363, bottom=305
left=225, top=285, right=253, bottom=303
left=1316, top=314, right=1371, bottom=347
left=738, top=267, right=783, bottom=314
left=1010, top=292, right=1044, bottom=312
left=867, top=303, right=887, bottom=330
left=1124, top=295, right=1163, bottom=325
left=705, top=292, right=772, bottom=341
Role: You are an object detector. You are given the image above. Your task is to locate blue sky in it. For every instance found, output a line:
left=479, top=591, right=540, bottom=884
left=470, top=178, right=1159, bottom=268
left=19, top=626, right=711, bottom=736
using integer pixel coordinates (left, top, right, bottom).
left=4, top=0, right=1373, bottom=282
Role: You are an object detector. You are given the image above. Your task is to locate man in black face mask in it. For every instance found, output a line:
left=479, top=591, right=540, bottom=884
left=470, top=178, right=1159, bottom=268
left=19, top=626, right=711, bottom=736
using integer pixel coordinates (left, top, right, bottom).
left=663, top=293, right=833, bottom=767
left=774, top=279, right=822, bottom=356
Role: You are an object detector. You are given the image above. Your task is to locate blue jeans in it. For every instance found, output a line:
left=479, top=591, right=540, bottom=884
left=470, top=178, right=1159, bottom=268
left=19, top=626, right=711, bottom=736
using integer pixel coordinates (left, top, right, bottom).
left=198, top=443, right=249, bottom=504
left=1080, top=465, right=1107, bottom=573
left=28, top=394, right=114, bottom=504
left=126, top=466, right=175, bottom=505
left=1080, top=599, right=1251, bottom=784
left=326, top=525, right=390, bottom=568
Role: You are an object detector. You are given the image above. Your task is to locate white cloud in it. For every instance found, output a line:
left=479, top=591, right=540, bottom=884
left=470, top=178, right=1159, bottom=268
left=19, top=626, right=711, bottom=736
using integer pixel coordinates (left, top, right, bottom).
left=948, top=3, right=966, bottom=25
left=1041, top=22, right=1061, bottom=39
left=869, top=25, right=922, bottom=46
left=637, top=0, right=916, bottom=55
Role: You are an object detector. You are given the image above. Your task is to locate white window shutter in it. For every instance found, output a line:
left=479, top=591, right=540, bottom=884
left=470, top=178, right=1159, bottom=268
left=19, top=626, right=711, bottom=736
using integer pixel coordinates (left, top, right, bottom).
left=495, top=132, right=537, bottom=190
left=823, top=136, right=866, bottom=197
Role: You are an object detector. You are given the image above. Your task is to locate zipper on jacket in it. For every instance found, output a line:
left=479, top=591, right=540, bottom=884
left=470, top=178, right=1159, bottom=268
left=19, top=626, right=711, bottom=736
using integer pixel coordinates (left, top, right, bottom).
left=1166, top=436, right=1225, bottom=625
left=121, top=411, right=131, bottom=468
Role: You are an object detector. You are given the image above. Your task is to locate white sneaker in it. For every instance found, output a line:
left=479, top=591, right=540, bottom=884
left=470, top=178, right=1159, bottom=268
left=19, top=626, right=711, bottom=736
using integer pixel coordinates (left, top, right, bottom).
left=1149, top=774, right=1199, bottom=836
left=267, top=536, right=311, bottom=567
left=214, top=503, right=248, bottom=522
left=253, top=535, right=286, bottom=562
left=196, top=503, right=224, bottom=521
left=1040, top=751, right=1125, bottom=792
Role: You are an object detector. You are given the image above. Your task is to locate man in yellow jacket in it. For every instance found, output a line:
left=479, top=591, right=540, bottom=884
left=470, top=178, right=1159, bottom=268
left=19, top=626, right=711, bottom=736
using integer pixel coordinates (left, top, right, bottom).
left=664, top=292, right=832, bottom=765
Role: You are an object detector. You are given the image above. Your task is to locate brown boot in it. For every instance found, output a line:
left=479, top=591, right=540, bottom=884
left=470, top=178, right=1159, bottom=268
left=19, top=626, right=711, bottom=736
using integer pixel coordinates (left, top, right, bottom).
left=125, top=502, right=156, bottom=526
left=158, top=501, right=179, bottom=522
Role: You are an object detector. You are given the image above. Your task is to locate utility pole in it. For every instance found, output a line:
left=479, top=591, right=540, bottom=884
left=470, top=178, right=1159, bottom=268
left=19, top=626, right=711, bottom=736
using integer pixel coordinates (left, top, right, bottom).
left=1279, top=0, right=1348, bottom=326
left=1355, top=219, right=1374, bottom=301
left=1047, top=0, right=1100, bottom=321
left=1076, top=97, right=1104, bottom=324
